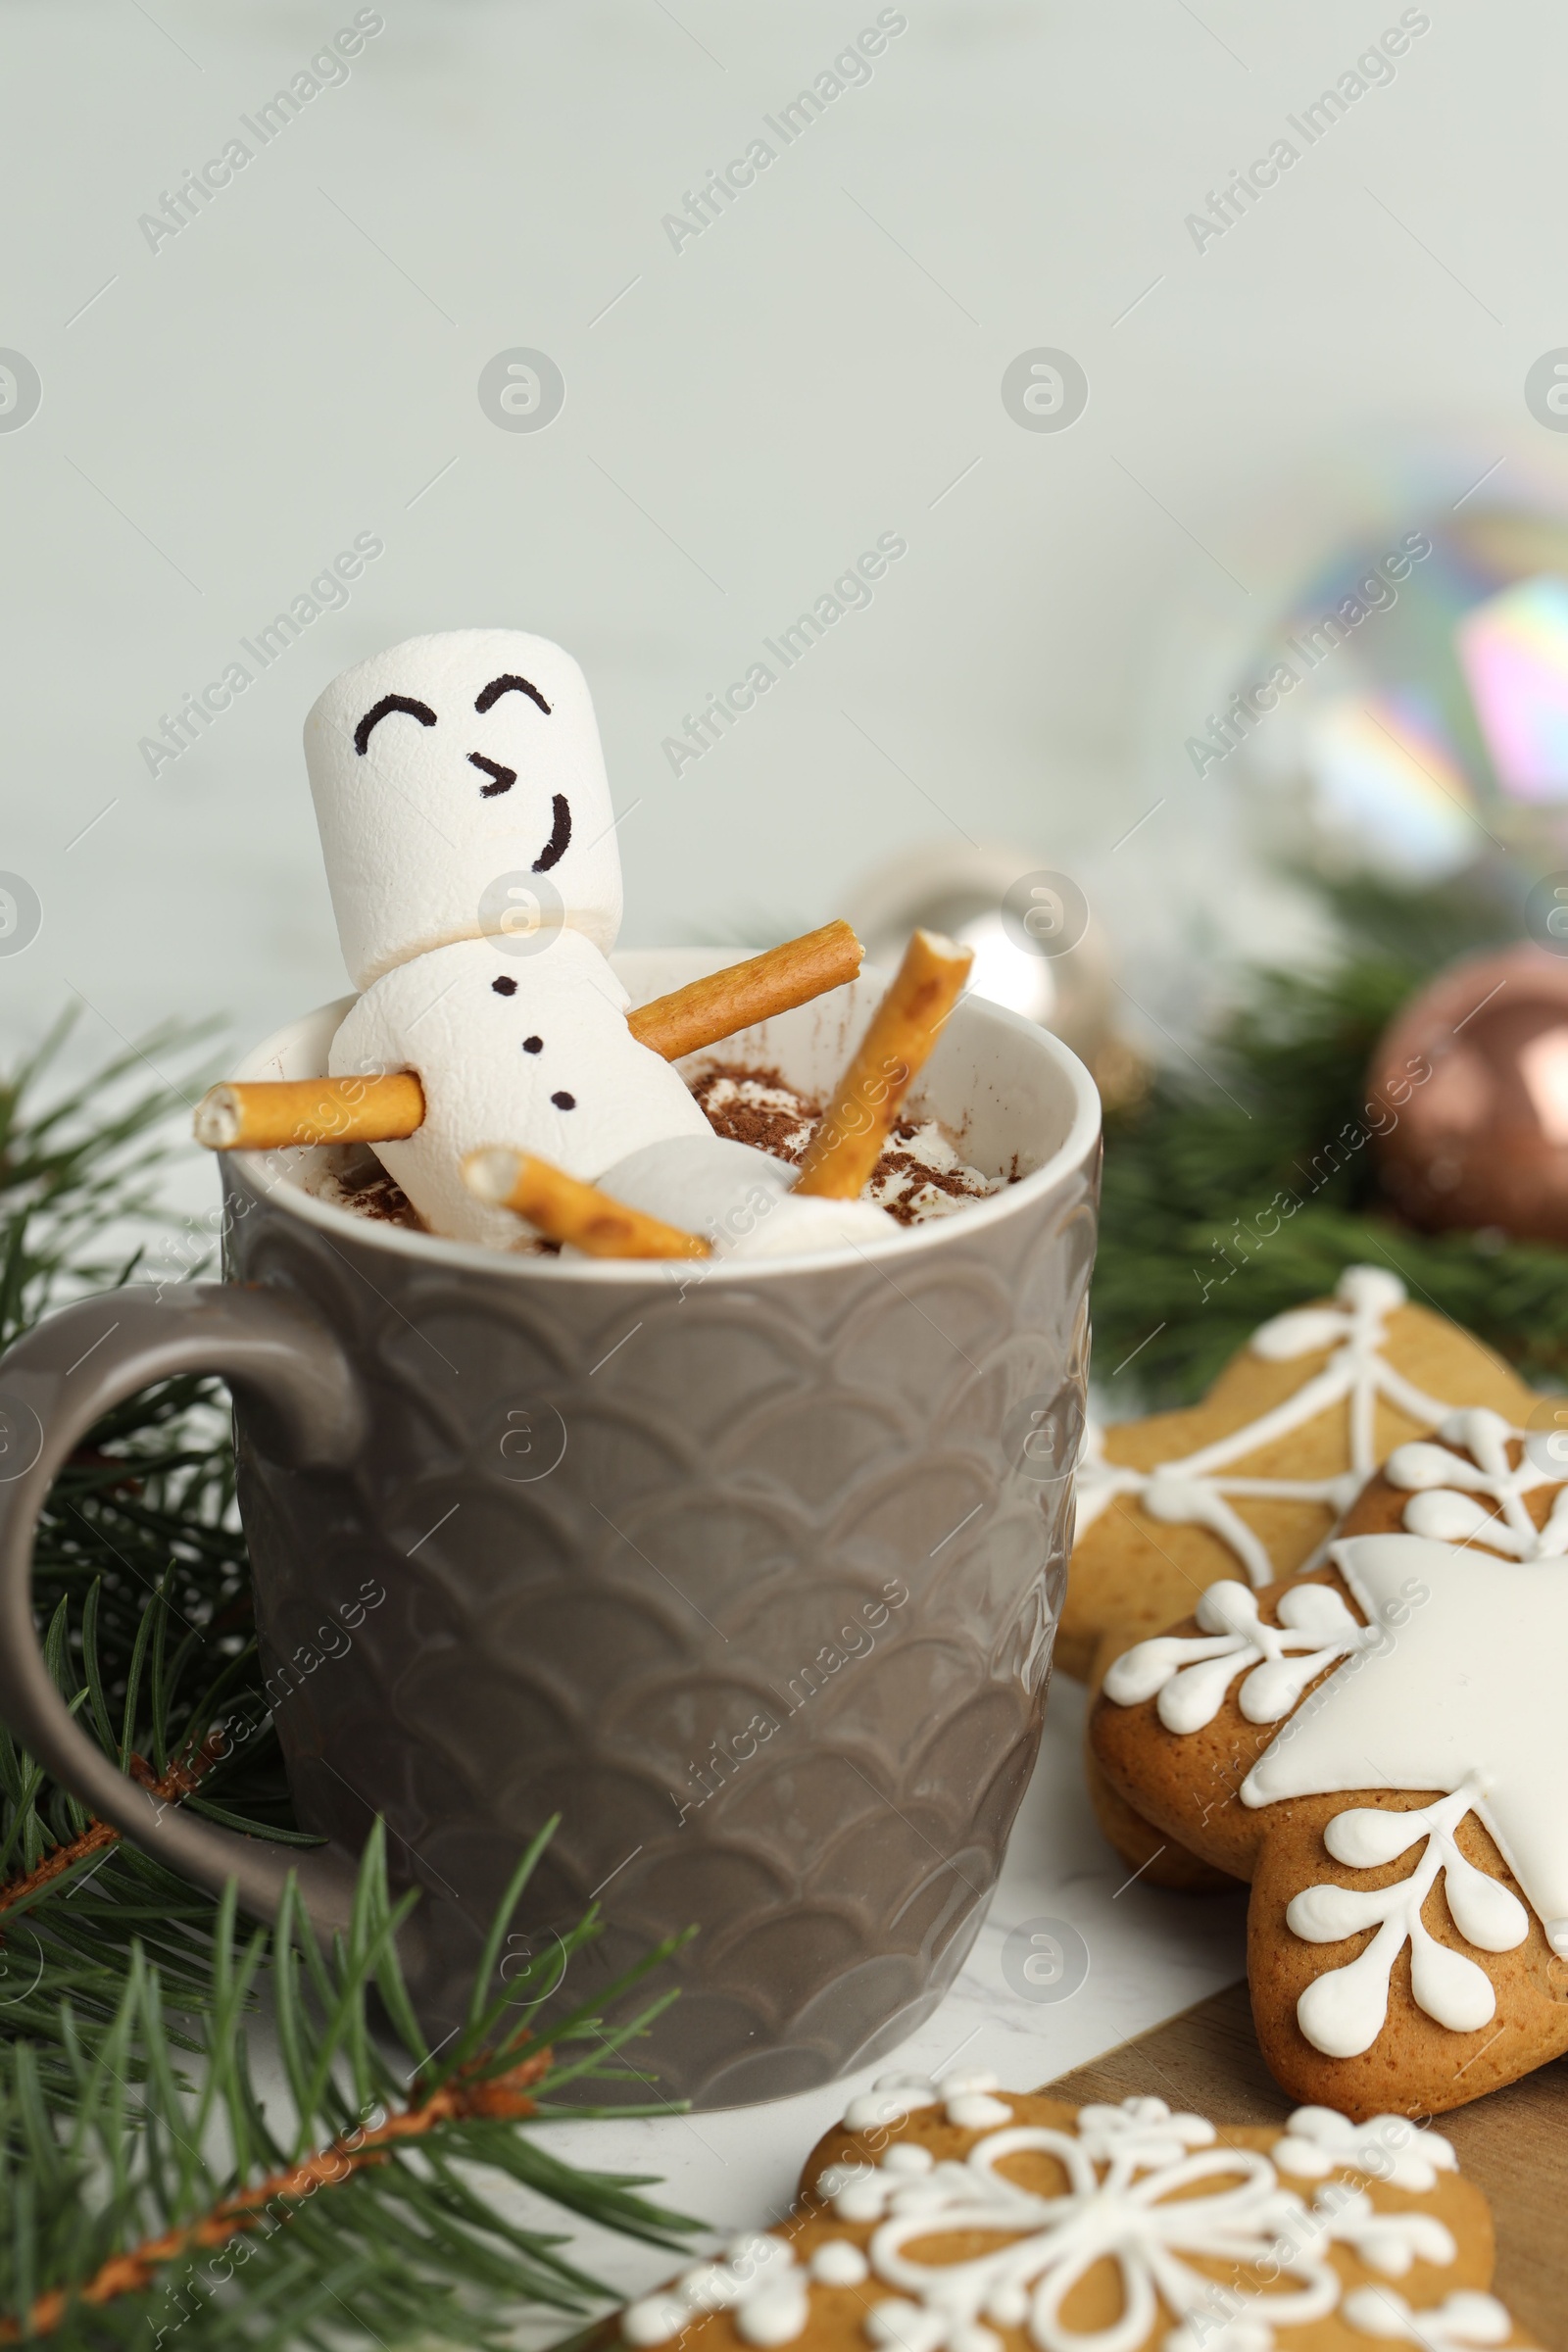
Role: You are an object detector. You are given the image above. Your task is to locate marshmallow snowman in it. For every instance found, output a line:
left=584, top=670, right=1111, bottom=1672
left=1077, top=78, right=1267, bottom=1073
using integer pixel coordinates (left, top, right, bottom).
left=307, top=630, right=888, bottom=1257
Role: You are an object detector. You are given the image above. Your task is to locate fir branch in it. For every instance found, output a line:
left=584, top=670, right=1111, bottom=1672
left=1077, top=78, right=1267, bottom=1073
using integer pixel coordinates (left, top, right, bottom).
left=0, top=1568, right=307, bottom=2076
left=0, top=1010, right=223, bottom=1343
left=0, top=1019, right=296, bottom=2048
left=1094, top=870, right=1568, bottom=1400
left=21, top=2047, right=557, bottom=2335
left=0, top=1831, right=695, bottom=2350
left=0, top=1734, right=220, bottom=1926
left=0, top=1011, right=275, bottom=2075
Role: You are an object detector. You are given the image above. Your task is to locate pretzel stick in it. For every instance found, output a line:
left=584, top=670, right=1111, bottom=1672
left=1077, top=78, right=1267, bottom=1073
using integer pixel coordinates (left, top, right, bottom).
left=793, top=929, right=972, bottom=1201
left=627, top=920, right=862, bottom=1059
left=192, top=1074, right=425, bottom=1152
left=193, top=922, right=863, bottom=1152
left=463, top=1150, right=710, bottom=1259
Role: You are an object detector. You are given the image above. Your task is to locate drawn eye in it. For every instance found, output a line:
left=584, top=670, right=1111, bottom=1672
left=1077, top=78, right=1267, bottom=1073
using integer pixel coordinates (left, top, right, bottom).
left=354, top=695, right=437, bottom=755
left=475, top=674, right=551, bottom=716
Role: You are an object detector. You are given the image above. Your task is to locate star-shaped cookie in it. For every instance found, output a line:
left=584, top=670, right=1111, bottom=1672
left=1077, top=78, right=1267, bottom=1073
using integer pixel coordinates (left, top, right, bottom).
left=1091, top=1408, right=1568, bottom=2118
left=1068, top=1269, right=1539, bottom=1892
left=612, top=2074, right=1539, bottom=2352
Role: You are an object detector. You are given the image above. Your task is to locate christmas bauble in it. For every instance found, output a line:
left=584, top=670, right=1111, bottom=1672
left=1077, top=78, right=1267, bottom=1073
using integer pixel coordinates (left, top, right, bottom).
left=843, top=841, right=1115, bottom=1067
left=1372, top=943, right=1568, bottom=1242
left=1209, top=494, right=1568, bottom=892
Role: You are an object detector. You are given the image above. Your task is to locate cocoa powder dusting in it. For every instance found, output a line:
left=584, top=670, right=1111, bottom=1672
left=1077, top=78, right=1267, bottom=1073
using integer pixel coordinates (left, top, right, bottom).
left=335, top=1166, right=425, bottom=1230
left=692, top=1063, right=1004, bottom=1223
left=874, top=1148, right=982, bottom=1223
left=690, top=1065, right=817, bottom=1165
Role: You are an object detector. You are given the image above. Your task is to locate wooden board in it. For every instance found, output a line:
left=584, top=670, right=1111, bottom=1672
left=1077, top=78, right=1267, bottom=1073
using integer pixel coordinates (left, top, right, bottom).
left=1044, top=1979, right=1567, bottom=2350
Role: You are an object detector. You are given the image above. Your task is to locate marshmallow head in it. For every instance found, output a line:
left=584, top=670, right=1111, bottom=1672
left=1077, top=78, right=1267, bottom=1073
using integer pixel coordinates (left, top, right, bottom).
left=305, top=630, right=624, bottom=988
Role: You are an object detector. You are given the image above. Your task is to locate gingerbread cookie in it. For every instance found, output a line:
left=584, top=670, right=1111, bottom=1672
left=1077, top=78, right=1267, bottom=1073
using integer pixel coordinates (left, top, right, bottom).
left=1068, top=1269, right=1538, bottom=1892
left=1091, top=1407, right=1568, bottom=2118
left=1067, top=1269, right=1537, bottom=1674
left=615, top=2072, right=1537, bottom=2351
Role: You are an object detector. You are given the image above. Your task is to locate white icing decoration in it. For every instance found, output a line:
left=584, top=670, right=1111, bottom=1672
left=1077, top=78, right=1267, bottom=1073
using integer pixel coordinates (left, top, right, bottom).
left=1073, top=1266, right=1468, bottom=1589
left=1388, top=1405, right=1568, bottom=1559
left=938, top=2069, right=1000, bottom=2095
left=945, top=2093, right=1013, bottom=2130
left=810, top=2241, right=869, bottom=2286
left=1250, top=1293, right=1399, bottom=1360
left=938, top=2078, right=1007, bottom=2129
left=1104, top=1578, right=1378, bottom=1731
left=623, top=2235, right=802, bottom=2346
left=843, top=2071, right=1012, bottom=2136
left=1071, top=2095, right=1215, bottom=2167
left=621, top=2297, right=688, bottom=2345
left=1323, top=2186, right=1456, bottom=2277
left=842, top=2075, right=940, bottom=2132
left=824, top=2179, right=889, bottom=2225
left=1343, top=2286, right=1515, bottom=2345
left=866, top=2304, right=949, bottom=2352
left=1274, top=2105, right=1457, bottom=2192
left=1161, top=2324, right=1278, bottom=2352
left=738, top=2285, right=812, bottom=2346
left=1285, top=1780, right=1529, bottom=2054
left=853, top=2119, right=1348, bottom=2352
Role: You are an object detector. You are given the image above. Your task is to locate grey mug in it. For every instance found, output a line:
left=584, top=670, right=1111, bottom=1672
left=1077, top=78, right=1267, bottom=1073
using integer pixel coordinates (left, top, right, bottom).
left=0, top=952, right=1100, bottom=2108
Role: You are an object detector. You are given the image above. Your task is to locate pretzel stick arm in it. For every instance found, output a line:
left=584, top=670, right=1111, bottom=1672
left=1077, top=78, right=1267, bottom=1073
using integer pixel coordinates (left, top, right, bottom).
left=193, top=925, right=863, bottom=1153
left=628, top=920, right=862, bottom=1060
left=463, top=1150, right=710, bottom=1260
left=192, top=1075, right=425, bottom=1152
left=793, top=929, right=973, bottom=1201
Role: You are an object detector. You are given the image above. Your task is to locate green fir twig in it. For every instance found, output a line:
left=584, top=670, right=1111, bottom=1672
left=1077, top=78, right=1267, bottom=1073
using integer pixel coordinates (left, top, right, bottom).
left=1, top=1828, right=695, bottom=2350
left=1093, top=869, right=1568, bottom=1399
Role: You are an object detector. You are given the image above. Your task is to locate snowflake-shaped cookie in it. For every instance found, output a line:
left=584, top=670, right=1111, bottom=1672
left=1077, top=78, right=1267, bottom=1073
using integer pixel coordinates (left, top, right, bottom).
left=618, top=2085, right=1537, bottom=2352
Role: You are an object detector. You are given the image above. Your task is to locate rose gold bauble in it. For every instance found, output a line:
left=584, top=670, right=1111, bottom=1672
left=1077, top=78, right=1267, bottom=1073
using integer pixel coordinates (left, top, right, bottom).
left=1372, top=944, right=1568, bottom=1243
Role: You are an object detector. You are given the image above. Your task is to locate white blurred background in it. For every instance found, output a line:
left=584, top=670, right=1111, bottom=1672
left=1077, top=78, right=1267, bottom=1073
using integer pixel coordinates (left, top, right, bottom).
left=4, top=0, right=1567, bottom=1126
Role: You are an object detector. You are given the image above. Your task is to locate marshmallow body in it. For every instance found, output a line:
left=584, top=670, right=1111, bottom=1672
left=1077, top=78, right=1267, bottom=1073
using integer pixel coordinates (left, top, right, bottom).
left=308, top=627, right=900, bottom=1262
left=329, top=936, right=711, bottom=1248
left=601, top=1136, right=893, bottom=1260
left=306, top=630, right=623, bottom=989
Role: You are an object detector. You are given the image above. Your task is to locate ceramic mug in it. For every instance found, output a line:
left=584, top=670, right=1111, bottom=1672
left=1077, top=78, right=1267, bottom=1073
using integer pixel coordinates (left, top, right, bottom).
left=0, top=953, right=1100, bottom=2108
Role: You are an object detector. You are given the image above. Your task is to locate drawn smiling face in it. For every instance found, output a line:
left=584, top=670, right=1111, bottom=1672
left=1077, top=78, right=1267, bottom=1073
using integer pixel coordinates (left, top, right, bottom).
left=304, top=629, right=624, bottom=987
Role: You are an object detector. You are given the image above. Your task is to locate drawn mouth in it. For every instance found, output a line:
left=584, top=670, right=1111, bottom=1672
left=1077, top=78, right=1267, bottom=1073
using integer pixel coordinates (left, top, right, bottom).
left=533, top=793, right=571, bottom=872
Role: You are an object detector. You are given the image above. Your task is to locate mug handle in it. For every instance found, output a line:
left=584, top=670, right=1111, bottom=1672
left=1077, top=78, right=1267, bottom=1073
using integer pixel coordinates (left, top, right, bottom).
left=0, top=1283, right=368, bottom=1941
